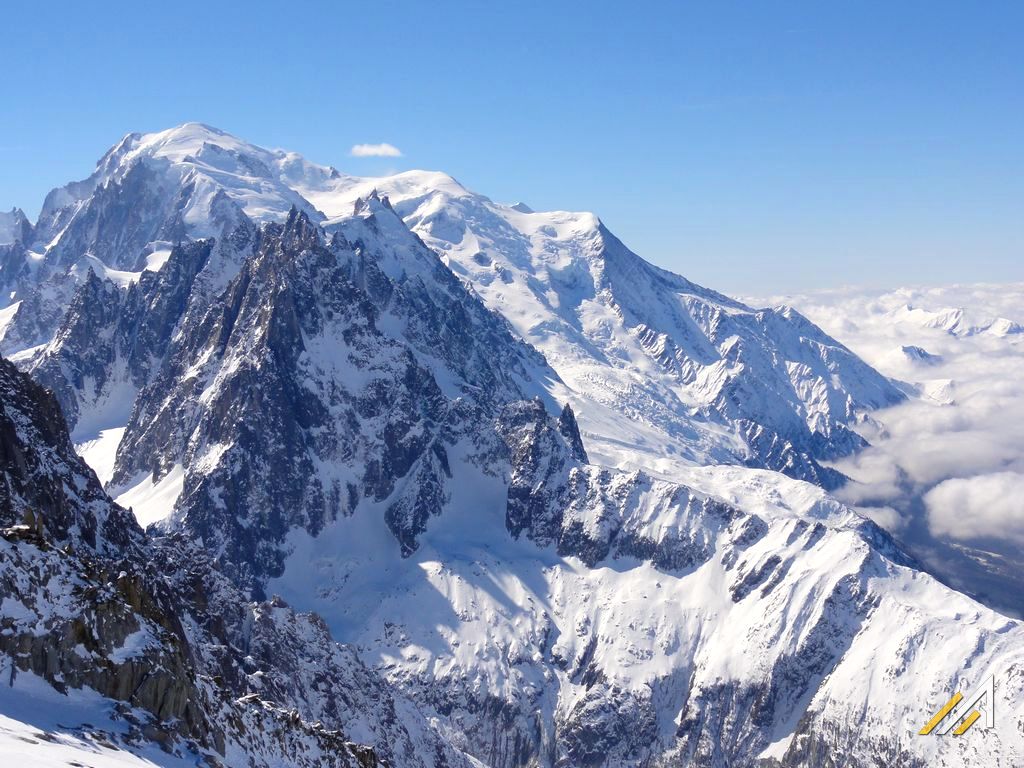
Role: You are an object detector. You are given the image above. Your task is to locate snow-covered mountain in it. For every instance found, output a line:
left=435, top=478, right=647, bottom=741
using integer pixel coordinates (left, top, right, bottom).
left=887, top=303, right=1023, bottom=338
left=0, top=124, right=327, bottom=356
left=3, top=347, right=1023, bottom=766
left=306, top=170, right=905, bottom=486
left=0, top=123, right=902, bottom=489
left=2, top=124, right=1021, bottom=767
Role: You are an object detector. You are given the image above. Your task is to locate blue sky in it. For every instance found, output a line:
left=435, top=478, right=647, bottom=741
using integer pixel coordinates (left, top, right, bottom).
left=3, top=1, right=1021, bottom=293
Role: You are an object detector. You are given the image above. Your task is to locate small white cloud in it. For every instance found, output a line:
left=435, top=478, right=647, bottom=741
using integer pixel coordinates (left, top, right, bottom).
left=349, top=143, right=403, bottom=158
left=925, top=472, right=1024, bottom=545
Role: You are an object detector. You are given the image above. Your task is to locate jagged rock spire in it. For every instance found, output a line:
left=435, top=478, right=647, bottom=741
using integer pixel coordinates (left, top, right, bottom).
left=558, top=402, right=588, bottom=463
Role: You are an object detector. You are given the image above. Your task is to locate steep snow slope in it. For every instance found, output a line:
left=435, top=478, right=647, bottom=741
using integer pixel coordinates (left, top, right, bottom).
left=0, top=674, right=197, bottom=768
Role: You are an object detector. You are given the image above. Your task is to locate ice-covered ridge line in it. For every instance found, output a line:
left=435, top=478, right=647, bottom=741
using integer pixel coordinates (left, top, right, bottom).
left=0, top=300, right=20, bottom=341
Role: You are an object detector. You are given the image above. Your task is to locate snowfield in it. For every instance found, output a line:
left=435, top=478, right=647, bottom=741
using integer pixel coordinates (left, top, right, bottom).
left=0, top=673, right=195, bottom=768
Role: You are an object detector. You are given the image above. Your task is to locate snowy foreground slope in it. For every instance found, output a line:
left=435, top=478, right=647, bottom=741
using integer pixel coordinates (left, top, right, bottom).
left=0, top=124, right=1022, bottom=766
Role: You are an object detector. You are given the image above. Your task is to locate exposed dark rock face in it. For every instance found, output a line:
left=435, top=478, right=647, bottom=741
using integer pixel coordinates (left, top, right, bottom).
left=0, top=355, right=469, bottom=767
left=330, top=192, right=546, bottom=404
left=738, top=418, right=849, bottom=491
left=0, top=358, right=217, bottom=752
left=24, top=228, right=249, bottom=432
left=497, top=397, right=757, bottom=572
left=0, top=530, right=210, bottom=743
left=85, top=203, right=552, bottom=591
left=498, top=398, right=577, bottom=546
left=109, top=209, right=460, bottom=585
left=0, top=279, right=82, bottom=358
left=0, top=357, right=136, bottom=551
left=561, top=683, right=659, bottom=768
left=1, top=147, right=263, bottom=361
left=557, top=403, right=588, bottom=463
left=47, top=161, right=181, bottom=273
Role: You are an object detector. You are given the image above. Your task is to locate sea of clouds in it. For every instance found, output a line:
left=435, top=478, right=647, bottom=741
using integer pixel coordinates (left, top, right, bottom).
left=749, top=283, right=1024, bottom=606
